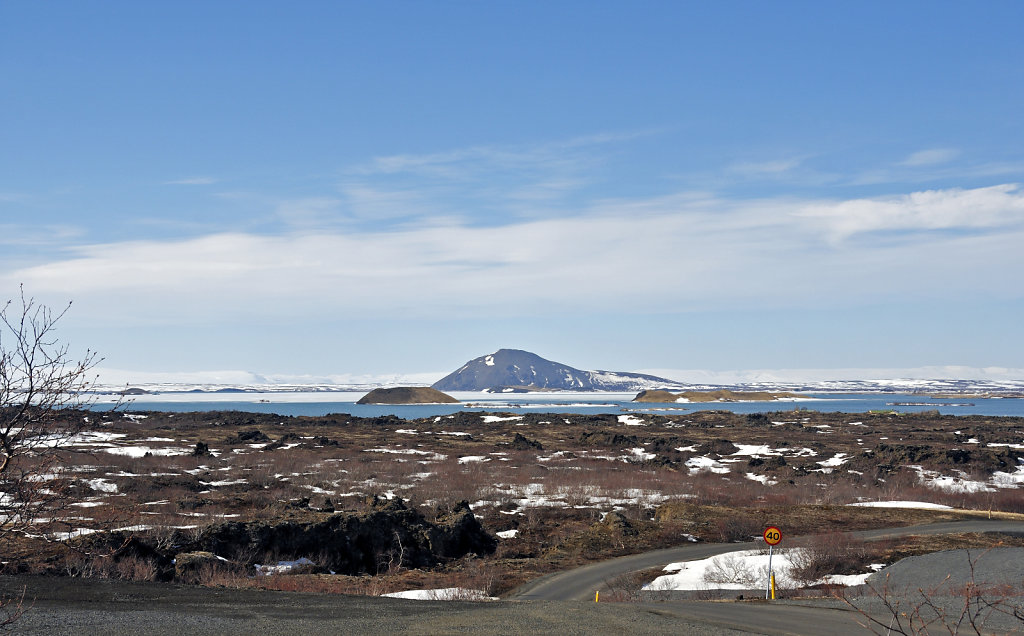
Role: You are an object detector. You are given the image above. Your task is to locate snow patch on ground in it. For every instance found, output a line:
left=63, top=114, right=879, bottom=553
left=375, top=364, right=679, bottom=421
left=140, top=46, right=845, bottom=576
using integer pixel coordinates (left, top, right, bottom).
left=992, top=463, right=1024, bottom=487
left=364, top=448, right=447, bottom=461
left=817, top=452, right=850, bottom=468
left=480, top=415, right=523, bottom=423
left=84, top=478, right=118, bottom=493
left=744, top=473, right=777, bottom=485
left=644, top=549, right=881, bottom=592
left=646, top=550, right=788, bottom=591
left=255, top=558, right=313, bottom=575
left=102, top=446, right=190, bottom=458
left=617, top=414, right=647, bottom=426
left=686, top=456, right=730, bottom=474
left=731, top=445, right=775, bottom=456
left=628, top=447, right=656, bottom=461
left=847, top=500, right=953, bottom=510
left=382, top=588, right=495, bottom=601
left=908, top=465, right=993, bottom=493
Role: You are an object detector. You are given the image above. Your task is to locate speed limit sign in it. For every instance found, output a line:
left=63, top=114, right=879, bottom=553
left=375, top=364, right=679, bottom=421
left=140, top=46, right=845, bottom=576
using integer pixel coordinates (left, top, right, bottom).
left=763, top=526, right=782, bottom=545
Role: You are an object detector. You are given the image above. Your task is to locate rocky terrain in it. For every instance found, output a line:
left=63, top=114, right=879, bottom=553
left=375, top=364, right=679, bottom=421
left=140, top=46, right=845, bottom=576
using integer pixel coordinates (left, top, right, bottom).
left=1, top=406, right=1022, bottom=600
left=356, top=387, right=459, bottom=404
left=75, top=497, right=494, bottom=582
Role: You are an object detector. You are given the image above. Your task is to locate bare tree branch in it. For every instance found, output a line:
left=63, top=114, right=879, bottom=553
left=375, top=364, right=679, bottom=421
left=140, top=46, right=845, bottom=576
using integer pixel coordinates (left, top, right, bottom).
left=0, top=286, right=117, bottom=544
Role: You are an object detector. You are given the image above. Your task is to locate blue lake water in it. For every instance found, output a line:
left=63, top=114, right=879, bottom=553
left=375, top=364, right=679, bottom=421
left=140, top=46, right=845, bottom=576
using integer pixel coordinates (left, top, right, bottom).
left=98, top=392, right=1024, bottom=419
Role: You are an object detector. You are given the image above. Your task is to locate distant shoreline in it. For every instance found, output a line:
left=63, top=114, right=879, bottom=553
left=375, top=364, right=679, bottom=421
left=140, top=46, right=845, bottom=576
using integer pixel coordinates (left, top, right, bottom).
left=86, top=390, right=1024, bottom=419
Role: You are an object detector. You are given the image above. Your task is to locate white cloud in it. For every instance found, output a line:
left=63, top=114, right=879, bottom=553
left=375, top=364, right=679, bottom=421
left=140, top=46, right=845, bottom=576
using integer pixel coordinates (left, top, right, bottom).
left=4, top=184, right=1022, bottom=326
left=898, top=148, right=960, bottom=167
left=794, top=183, right=1024, bottom=242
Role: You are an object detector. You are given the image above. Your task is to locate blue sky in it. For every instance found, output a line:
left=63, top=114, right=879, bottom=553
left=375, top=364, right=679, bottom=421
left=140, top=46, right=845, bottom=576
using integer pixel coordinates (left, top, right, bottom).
left=2, top=1, right=1023, bottom=382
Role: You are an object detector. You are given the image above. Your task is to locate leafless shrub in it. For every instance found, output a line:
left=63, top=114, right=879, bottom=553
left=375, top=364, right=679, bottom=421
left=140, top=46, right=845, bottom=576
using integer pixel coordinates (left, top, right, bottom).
left=114, top=554, right=160, bottom=581
left=442, top=559, right=498, bottom=598
left=787, top=531, right=873, bottom=586
left=715, top=513, right=761, bottom=542
left=603, top=568, right=669, bottom=602
left=702, top=553, right=760, bottom=587
left=0, top=586, right=30, bottom=632
left=193, top=561, right=250, bottom=587
left=0, top=289, right=126, bottom=630
left=1, top=289, right=121, bottom=546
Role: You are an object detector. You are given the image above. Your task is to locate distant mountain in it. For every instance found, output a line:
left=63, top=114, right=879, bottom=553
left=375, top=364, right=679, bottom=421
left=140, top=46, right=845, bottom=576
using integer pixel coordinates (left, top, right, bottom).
left=431, top=349, right=682, bottom=392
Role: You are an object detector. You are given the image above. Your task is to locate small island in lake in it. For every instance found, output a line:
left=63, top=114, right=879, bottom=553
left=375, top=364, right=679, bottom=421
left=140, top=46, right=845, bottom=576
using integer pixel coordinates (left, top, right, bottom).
left=356, top=387, right=460, bottom=405
left=633, top=389, right=802, bottom=403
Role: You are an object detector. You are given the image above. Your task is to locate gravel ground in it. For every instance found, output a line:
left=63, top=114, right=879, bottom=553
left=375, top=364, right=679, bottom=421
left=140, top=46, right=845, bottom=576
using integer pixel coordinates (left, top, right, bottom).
left=772, top=548, right=1024, bottom=634
left=0, top=576, right=746, bottom=635
left=845, top=548, right=1024, bottom=634
left=3, top=549, right=1022, bottom=635
left=865, top=547, right=1024, bottom=592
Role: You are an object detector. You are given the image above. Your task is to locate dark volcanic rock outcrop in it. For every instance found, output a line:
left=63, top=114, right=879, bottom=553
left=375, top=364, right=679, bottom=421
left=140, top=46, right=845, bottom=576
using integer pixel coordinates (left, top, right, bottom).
left=356, top=386, right=459, bottom=404
left=76, top=498, right=495, bottom=578
left=184, top=498, right=494, bottom=574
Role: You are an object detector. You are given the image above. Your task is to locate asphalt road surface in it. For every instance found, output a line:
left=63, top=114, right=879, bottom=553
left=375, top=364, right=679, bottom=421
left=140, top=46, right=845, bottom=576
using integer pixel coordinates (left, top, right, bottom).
left=510, top=519, right=1024, bottom=602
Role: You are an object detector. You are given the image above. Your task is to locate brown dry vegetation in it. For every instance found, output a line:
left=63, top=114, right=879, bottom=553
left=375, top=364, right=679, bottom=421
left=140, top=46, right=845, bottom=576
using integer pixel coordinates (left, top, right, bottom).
left=1, top=407, right=1022, bottom=597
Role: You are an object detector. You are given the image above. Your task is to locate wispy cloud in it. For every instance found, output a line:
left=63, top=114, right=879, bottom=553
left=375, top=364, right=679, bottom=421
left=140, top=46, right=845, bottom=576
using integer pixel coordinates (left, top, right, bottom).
left=0, top=223, right=83, bottom=247
left=339, top=132, right=659, bottom=224
left=354, top=131, right=657, bottom=179
left=727, top=157, right=803, bottom=175
left=898, top=148, right=960, bottom=167
left=165, top=176, right=219, bottom=185
left=274, top=197, right=344, bottom=228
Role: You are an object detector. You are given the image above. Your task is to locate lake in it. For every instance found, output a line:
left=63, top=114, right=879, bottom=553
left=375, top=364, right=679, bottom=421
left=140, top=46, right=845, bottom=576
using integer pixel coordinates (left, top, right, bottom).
left=95, top=391, right=1024, bottom=418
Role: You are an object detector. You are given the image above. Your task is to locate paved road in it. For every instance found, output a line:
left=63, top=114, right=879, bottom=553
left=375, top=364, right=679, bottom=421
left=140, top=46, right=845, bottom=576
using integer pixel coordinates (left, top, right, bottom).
left=510, top=519, right=1024, bottom=602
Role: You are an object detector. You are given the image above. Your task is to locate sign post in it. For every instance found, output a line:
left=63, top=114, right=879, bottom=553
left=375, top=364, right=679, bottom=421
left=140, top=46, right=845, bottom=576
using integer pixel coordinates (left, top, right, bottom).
left=763, top=526, right=782, bottom=600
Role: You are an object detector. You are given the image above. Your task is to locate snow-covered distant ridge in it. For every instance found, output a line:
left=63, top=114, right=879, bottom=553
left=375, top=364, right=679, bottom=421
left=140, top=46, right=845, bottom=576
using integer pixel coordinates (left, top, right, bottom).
left=639, top=366, right=1024, bottom=385
left=93, top=368, right=443, bottom=394
left=93, top=363, right=1024, bottom=395
left=677, top=378, right=1024, bottom=395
